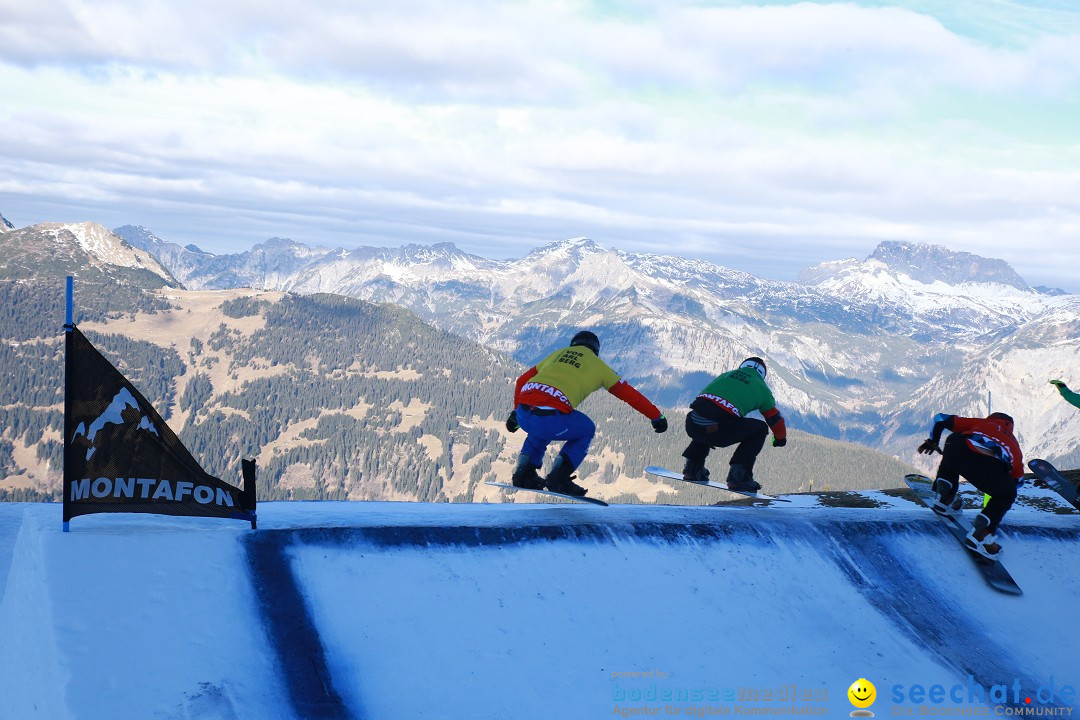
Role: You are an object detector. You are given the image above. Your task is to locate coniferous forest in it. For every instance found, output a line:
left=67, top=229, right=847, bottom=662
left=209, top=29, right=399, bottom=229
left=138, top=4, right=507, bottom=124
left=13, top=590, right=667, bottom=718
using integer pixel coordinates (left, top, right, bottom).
left=0, top=275, right=917, bottom=504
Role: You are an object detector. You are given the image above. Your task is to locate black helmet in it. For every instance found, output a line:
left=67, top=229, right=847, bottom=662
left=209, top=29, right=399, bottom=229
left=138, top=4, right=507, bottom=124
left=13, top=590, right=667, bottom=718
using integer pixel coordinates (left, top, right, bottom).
left=570, top=330, right=600, bottom=356
left=988, top=412, right=1014, bottom=429
left=739, top=356, right=767, bottom=380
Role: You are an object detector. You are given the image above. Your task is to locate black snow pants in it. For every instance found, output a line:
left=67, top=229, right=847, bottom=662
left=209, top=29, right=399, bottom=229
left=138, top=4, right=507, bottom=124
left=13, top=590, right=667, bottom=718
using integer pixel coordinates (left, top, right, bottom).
left=935, top=432, right=1017, bottom=533
left=681, top=411, right=768, bottom=471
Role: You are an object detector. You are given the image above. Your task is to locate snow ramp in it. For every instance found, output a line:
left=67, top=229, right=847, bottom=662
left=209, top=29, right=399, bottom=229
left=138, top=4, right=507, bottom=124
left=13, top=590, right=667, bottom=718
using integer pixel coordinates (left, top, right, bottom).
left=1, top=495, right=1079, bottom=719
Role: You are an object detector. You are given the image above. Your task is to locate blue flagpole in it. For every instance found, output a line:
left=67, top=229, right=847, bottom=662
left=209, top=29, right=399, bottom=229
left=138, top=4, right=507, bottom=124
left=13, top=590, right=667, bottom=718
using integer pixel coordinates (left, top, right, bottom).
left=65, top=276, right=73, bottom=328
left=63, top=276, right=72, bottom=532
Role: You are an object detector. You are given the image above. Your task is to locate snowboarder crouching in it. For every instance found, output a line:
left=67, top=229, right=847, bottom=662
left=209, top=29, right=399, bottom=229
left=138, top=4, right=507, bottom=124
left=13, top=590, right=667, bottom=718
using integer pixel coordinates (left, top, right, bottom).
left=917, top=412, right=1023, bottom=559
left=504, top=330, right=667, bottom=498
left=681, top=356, right=787, bottom=493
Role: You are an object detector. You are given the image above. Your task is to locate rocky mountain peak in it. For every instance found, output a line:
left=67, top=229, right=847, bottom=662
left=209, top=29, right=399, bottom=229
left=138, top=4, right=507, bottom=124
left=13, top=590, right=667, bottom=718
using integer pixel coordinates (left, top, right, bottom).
left=113, top=225, right=164, bottom=252
left=248, top=237, right=333, bottom=265
left=794, top=258, right=862, bottom=286
left=0, top=221, right=177, bottom=287
left=397, top=242, right=468, bottom=263
left=524, top=237, right=603, bottom=261
left=0, top=210, right=13, bottom=231
left=868, top=241, right=1029, bottom=289
left=257, top=236, right=307, bottom=251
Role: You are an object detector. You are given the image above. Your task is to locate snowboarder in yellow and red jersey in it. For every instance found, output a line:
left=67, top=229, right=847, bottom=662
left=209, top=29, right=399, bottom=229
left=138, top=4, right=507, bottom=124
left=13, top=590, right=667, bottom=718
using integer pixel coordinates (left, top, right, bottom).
left=505, top=330, right=667, bottom=498
left=681, top=357, right=787, bottom=493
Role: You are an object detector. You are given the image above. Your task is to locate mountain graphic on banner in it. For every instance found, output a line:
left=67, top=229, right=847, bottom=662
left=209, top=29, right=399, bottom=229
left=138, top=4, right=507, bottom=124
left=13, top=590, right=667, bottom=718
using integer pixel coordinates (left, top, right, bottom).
left=72, top=387, right=159, bottom=461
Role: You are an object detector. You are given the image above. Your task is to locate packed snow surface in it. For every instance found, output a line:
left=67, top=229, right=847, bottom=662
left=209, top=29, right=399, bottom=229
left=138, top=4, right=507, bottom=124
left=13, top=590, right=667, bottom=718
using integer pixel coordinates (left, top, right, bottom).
left=1, top=489, right=1078, bottom=719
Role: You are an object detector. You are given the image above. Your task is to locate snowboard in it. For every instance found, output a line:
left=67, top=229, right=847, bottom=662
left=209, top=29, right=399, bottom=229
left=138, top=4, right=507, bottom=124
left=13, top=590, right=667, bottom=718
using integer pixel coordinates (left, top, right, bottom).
left=903, top=474, right=1022, bottom=595
left=1027, top=458, right=1080, bottom=511
left=483, top=481, right=609, bottom=506
left=645, top=466, right=790, bottom=502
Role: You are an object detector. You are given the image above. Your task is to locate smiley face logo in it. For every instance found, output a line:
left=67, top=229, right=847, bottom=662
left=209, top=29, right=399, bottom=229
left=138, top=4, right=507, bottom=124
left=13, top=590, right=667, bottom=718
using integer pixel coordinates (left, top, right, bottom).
left=848, top=678, right=876, bottom=712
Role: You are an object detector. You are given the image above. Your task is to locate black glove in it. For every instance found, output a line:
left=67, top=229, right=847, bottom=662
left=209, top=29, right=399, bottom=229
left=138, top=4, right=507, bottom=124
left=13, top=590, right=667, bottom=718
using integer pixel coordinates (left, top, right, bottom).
left=651, top=415, right=668, bottom=433
left=772, top=436, right=786, bottom=448
left=505, top=410, right=519, bottom=433
left=917, top=438, right=940, bottom=455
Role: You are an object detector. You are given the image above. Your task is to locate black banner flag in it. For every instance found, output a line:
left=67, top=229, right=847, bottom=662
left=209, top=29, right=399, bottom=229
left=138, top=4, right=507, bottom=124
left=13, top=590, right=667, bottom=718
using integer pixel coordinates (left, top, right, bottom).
left=63, top=325, right=256, bottom=528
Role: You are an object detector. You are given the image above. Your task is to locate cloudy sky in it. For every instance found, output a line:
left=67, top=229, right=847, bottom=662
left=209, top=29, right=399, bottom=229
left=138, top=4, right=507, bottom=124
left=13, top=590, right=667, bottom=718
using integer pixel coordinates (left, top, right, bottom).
left=1, top=0, right=1079, bottom=288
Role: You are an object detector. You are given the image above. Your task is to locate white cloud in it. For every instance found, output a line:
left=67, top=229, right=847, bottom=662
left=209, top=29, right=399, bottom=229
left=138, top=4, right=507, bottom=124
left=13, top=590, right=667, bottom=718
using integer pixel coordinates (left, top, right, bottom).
left=1, top=1, right=1079, bottom=289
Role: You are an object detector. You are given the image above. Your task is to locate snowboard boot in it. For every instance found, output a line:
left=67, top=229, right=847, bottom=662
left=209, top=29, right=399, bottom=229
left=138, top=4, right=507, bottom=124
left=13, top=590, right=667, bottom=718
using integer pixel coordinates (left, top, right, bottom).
left=964, top=512, right=1003, bottom=559
left=681, top=459, right=710, bottom=484
left=725, top=464, right=761, bottom=492
left=511, top=453, right=545, bottom=490
left=544, top=454, right=588, bottom=497
left=931, top=478, right=963, bottom=518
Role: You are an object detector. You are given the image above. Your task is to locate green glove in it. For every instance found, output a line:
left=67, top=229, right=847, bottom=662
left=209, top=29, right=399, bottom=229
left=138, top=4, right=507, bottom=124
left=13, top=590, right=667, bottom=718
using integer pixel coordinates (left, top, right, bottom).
left=1050, top=379, right=1067, bottom=389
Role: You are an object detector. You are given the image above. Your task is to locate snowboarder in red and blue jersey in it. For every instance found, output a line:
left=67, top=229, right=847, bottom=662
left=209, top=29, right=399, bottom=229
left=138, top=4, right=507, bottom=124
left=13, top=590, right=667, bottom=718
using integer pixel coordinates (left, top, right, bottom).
left=681, top=357, right=787, bottom=492
left=917, top=412, right=1023, bottom=559
left=505, top=330, right=667, bottom=497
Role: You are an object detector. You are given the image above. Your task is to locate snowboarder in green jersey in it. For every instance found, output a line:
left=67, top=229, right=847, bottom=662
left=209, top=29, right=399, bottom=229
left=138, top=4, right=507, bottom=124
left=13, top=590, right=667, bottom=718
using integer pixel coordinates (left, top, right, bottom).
left=681, top=357, right=787, bottom=492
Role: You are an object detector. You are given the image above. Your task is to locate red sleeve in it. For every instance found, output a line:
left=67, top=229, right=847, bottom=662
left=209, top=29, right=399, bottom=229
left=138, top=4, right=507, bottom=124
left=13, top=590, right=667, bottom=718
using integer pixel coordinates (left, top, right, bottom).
left=948, top=416, right=978, bottom=435
left=514, top=367, right=538, bottom=403
left=763, top=407, right=787, bottom=441
left=607, top=380, right=661, bottom=420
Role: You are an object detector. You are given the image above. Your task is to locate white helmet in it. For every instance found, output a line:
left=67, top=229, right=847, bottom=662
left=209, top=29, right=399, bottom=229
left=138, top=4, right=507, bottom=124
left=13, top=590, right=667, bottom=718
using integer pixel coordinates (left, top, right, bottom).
left=739, top=356, right=767, bottom=380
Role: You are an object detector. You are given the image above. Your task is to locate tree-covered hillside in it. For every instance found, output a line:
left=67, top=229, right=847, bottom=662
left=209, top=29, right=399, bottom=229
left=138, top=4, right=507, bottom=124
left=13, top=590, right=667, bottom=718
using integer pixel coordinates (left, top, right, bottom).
left=0, top=224, right=920, bottom=503
left=1, top=278, right=918, bottom=503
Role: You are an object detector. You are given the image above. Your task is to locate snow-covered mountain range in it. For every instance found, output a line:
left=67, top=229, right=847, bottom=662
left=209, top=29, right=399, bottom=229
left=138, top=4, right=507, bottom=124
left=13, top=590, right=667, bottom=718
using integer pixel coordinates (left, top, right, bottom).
left=0, top=219, right=920, bottom=501
left=1, top=213, right=1073, bottom=470
left=109, top=224, right=1080, bottom=468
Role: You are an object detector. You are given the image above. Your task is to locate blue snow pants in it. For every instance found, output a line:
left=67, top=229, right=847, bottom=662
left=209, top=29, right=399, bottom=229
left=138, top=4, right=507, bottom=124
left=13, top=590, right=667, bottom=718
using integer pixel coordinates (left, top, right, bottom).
left=516, top=406, right=596, bottom=470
